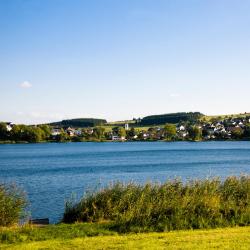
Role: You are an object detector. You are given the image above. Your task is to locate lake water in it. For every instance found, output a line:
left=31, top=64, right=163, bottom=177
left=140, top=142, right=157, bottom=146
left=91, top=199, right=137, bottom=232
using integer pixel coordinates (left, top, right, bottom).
left=0, top=141, right=250, bottom=223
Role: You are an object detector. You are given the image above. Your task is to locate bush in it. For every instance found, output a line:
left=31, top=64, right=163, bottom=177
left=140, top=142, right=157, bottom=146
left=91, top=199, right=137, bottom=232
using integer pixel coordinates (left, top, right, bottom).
left=63, top=176, right=250, bottom=232
left=0, top=183, right=27, bottom=226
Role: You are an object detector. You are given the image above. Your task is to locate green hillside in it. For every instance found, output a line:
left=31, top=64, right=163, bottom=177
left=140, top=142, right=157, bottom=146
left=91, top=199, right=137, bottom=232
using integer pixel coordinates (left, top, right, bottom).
left=49, top=118, right=107, bottom=128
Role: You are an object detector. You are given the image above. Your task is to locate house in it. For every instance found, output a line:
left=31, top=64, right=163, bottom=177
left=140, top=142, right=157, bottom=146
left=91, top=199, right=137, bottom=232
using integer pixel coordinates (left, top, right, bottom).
left=84, top=128, right=93, bottom=135
left=112, top=135, right=126, bottom=141
left=178, top=125, right=185, bottom=131
left=51, top=128, right=61, bottom=136
left=178, top=131, right=188, bottom=138
left=66, top=127, right=75, bottom=137
left=74, top=129, right=82, bottom=136
left=6, top=122, right=14, bottom=131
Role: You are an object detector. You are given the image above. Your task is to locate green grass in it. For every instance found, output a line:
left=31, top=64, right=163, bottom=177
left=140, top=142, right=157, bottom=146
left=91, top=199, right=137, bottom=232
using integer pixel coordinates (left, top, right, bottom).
left=0, top=225, right=250, bottom=249
left=0, top=223, right=117, bottom=244
left=63, top=176, right=250, bottom=232
left=203, top=113, right=250, bottom=122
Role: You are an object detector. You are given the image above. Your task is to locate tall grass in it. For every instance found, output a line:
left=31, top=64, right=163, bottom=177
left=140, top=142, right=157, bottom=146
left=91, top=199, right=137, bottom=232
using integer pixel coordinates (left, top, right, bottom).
left=0, top=183, right=27, bottom=226
left=63, top=176, right=250, bottom=232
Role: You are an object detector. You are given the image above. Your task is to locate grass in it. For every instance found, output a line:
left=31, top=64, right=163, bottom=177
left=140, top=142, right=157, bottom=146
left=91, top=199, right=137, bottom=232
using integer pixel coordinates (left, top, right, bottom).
left=0, top=224, right=250, bottom=249
left=0, top=223, right=116, bottom=244
left=203, top=113, right=250, bottom=122
left=63, top=176, right=250, bottom=232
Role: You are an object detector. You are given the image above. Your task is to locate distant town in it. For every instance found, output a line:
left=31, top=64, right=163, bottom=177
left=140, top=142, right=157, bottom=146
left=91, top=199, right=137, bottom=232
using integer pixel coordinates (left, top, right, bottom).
left=0, top=112, right=250, bottom=143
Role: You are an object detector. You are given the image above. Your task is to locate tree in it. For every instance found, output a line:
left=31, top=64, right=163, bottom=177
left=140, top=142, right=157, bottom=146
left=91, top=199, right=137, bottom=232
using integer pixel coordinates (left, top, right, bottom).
left=0, top=123, right=8, bottom=140
left=22, top=127, right=43, bottom=143
left=118, top=127, right=126, bottom=138
left=38, top=125, right=51, bottom=140
left=127, top=127, right=137, bottom=139
left=164, top=123, right=176, bottom=140
left=10, top=125, right=23, bottom=141
left=231, top=127, right=244, bottom=139
left=55, top=129, right=69, bottom=142
left=188, top=126, right=202, bottom=141
left=93, top=126, right=105, bottom=139
left=244, top=124, right=250, bottom=138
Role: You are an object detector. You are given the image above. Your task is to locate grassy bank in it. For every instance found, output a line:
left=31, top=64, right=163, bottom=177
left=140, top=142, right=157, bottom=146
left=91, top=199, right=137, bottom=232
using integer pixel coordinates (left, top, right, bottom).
left=63, top=176, right=250, bottom=232
left=0, top=224, right=250, bottom=249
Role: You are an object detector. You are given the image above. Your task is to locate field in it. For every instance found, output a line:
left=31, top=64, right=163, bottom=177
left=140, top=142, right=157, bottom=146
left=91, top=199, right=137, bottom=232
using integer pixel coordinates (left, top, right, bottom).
left=202, top=113, right=250, bottom=122
left=0, top=224, right=250, bottom=249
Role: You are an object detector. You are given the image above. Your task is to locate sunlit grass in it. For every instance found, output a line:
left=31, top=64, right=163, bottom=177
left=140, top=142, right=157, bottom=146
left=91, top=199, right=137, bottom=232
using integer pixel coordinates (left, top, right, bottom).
left=1, top=226, right=250, bottom=250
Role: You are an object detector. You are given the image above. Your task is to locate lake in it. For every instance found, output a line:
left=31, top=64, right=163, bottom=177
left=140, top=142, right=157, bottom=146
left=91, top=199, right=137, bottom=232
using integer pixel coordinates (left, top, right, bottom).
left=0, top=141, right=250, bottom=223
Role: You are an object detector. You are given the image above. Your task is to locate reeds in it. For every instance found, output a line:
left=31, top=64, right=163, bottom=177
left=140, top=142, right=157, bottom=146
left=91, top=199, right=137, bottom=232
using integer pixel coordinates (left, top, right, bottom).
left=0, top=183, right=27, bottom=226
left=63, top=176, right=250, bottom=232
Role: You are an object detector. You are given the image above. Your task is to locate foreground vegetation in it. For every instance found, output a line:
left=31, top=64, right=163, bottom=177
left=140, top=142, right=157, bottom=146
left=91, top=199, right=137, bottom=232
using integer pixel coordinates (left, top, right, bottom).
left=63, top=176, right=250, bottom=232
left=0, top=224, right=250, bottom=249
left=1, top=175, right=249, bottom=249
left=0, top=184, right=26, bottom=227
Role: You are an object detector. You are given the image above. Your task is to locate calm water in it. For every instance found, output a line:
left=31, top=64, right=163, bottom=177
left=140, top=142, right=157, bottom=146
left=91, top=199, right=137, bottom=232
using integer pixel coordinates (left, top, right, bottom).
left=0, top=141, right=250, bottom=223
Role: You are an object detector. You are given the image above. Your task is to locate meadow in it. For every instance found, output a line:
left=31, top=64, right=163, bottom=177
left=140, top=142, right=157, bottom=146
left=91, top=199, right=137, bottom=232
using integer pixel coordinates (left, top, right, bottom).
left=0, top=224, right=250, bottom=249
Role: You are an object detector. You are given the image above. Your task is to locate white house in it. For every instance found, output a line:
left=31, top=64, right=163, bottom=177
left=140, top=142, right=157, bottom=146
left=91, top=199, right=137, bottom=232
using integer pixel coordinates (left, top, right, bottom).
left=6, top=122, right=13, bottom=131
left=51, top=128, right=61, bottom=136
left=178, top=125, right=185, bottom=131
left=112, top=135, right=126, bottom=141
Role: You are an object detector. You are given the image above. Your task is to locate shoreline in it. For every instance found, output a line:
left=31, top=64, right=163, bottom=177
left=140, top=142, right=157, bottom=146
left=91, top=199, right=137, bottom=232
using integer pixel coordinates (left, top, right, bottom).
left=0, top=139, right=250, bottom=145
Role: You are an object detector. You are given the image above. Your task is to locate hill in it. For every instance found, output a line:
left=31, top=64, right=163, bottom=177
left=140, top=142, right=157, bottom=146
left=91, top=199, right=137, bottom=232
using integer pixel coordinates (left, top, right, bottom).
left=49, top=118, right=107, bottom=128
left=140, top=112, right=204, bottom=126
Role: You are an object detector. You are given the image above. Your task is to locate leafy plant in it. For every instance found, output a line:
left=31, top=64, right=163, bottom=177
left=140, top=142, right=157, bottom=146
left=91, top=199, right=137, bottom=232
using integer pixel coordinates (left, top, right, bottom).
left=0, top=183, right=27, bottom=226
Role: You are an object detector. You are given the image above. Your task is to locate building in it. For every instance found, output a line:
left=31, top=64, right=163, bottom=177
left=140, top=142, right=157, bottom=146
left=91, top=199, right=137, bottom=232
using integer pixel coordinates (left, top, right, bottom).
left=51, top=128, right=61, bottom=136
left=6, top=122, right=14, bottom=131
left=125, top=123, right=129, bottom=130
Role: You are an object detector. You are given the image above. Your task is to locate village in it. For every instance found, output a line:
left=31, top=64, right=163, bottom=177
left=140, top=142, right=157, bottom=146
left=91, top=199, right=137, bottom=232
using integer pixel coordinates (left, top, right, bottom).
left=38, top=115, right=250, bottom=141
left=1, top=115, right=250, bottom=143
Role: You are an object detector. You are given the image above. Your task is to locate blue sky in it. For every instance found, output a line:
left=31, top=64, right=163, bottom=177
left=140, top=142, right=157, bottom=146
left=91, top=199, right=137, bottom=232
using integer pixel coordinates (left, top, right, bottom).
left=1, top=0, right=250, bottom=124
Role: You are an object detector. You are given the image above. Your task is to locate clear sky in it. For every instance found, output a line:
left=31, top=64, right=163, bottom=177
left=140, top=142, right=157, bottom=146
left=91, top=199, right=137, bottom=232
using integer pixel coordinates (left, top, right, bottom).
left=1, top=0, right=250, bottom=124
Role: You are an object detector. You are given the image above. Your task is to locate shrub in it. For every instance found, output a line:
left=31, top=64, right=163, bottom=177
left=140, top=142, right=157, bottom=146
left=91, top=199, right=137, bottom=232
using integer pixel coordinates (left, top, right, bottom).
left=0, top=183, right=27, bottom=226
left=63, top=176, right=250, bottom=232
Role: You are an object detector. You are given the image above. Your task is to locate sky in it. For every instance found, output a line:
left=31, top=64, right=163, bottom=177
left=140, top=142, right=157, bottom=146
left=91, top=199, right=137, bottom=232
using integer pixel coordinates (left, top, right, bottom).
left=1, top=0, right=250, bottom=124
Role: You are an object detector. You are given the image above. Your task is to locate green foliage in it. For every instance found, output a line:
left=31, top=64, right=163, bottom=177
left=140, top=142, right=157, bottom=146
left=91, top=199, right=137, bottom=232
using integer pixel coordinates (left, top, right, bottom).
left=0, top=223, right=116, bottom=244
left=163, top=124, right=176, bottom=140
left=127, top=128, right=137, bottom=139
left=0, top=183, right=27, bottom=226
left=38, top=125, right=51, bottom=140
left=112, top=127, right=126, bottom=137
left=8, top=125, right=45, bottom=142
left=63, top=176, right=250, bottom=232
left=188, top=126, right=202, bottom=141
left=55, top=129, right=70, bottom=142
left=231, top=127, right=244, bottom=139
left=244, top=124, right=250, bottom=138
left=0, top=123, right=8, bottom=140
left=50, top=118, right=107, bottom=128
left=118, top=127, right=126, bottom=137
left=93, top=127, right=105, bottom=139
left=140, top=112, right=204, bottom=126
